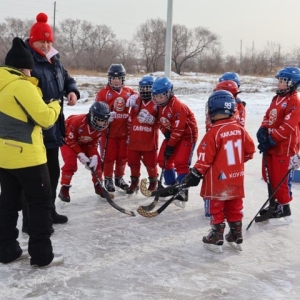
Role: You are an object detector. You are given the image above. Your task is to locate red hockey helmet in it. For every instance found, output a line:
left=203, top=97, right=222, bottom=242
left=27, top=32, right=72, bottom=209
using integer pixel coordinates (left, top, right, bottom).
left=214, top=80, right=239, bottom=98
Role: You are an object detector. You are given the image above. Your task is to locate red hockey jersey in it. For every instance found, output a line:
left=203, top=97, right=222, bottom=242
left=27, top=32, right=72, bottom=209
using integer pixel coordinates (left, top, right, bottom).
left=64, top=114, right=103, bottom=155
left=128, top=97, right=159, bottom=151
left=194, top=118, right=255, bottom=200
left=261, top=91, right=300, bottom=156
left=158, top=95, right=198, bottom=146
left=95, top=84, right=136, bottom=139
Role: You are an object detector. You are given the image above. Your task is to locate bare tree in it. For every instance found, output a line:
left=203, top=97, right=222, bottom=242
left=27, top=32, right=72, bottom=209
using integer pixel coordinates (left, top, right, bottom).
left=285, top=47, right=300, bottom=67
left=0, top=17, right=33, bottom=61
left=84, top=24, right=116, bottom=70
left=58, top=19, right=89, bottom=69
left=135, top=18, right=166, bottom=73
left=172, top=25, right=219, bottom=74
left=263, top=42, right=283, bottom=74
left=223, top=55, right=240, bottom=73
left=196, top=45, right=224, bottom=73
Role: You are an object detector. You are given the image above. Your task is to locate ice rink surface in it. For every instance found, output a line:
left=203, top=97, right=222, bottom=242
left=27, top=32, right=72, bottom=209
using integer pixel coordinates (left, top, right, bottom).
left=1, top=74, right=300, bottom=300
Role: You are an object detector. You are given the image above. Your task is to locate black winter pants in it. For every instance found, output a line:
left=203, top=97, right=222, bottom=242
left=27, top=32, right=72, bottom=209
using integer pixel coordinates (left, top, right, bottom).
left=0, top=164, right=54, bottom=266
left=22, top=147, right=61, bottom=226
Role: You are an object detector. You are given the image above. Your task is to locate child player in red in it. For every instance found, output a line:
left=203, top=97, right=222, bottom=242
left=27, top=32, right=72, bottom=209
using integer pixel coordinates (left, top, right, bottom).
left=182, top=90, right=255, bottom=253
left=95, top=64, right=137, bottom=193
left=203, top=79, right=246, bottom=217
left=152, top=77, right=198, bottom=208
left=126, top=75, right=159, bottom=194
left=58, top=102, right=113, bottom=202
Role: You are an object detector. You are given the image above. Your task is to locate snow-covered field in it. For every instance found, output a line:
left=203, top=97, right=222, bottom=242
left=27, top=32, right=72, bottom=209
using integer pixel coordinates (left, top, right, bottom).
left=1, top=73, right=300, bottom=300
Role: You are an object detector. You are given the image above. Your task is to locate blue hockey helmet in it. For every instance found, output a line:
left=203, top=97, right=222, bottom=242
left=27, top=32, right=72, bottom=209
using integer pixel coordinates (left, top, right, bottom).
left=151, top=77, right=173, bottom=106
left=275, top=67, right=300, bottom=96
left=207, top=90, right=236, bottom=118
left=219, top=72, right=241, bottom=87
left=139, top=75, right=155, bottom=101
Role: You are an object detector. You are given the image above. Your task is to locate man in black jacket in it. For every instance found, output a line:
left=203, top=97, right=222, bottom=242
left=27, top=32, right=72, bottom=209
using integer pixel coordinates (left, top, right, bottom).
left=22, top=12, right=80, bottom=232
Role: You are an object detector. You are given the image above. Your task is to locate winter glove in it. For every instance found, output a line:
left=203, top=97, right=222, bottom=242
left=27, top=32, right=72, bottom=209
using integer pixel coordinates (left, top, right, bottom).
left=163, top=131, right=171, bottom=140
left=137, top=109, right=155, bottom=125
left=182, top=167, right=202, bottom=187
left=78, top=152, right=90, bottom=167
left=256, top=127, right=268, bottom=144
left=289, top=154, right=300, bottom=170
left=108, top=111, right=116, bottom=123
left=257, top=135, right=276, bottom=153
left=164, top=145, right=175, bottom=159
left=88, top=155, right=98, bottom=171
left=126, top=94, right=139, bottom=107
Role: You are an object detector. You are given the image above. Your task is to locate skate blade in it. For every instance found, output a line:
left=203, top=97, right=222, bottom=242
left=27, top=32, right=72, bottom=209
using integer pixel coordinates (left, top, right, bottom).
left=174, top=200, right=186, bottom=209
left=227, top=241, right=242, bottom=251
left=203, top=243, right=223, bottom=253
left=268, top=216, right=293, bottom=225
left=115, top=186, right=129, bottom=193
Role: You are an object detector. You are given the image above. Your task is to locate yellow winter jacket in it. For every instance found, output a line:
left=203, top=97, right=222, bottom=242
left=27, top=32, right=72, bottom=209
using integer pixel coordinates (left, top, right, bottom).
left=0, top=67, right=61, bottom=169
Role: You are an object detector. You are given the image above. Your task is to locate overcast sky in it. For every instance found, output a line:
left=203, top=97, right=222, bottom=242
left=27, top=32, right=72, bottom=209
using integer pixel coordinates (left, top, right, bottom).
left=1, top=0, right=299, bottom=56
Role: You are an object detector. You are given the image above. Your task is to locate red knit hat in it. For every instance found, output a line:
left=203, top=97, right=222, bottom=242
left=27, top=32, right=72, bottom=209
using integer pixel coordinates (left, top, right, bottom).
left=29, top=12, right=54, bottom=43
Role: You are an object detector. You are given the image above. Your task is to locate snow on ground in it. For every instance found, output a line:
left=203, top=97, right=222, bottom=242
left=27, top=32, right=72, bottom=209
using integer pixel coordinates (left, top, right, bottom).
left=1, top=74, right=300, bottom=300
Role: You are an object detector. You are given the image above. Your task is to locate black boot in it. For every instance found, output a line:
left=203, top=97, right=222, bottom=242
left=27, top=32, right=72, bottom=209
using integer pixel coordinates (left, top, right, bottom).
left=52, top=210, right=68, bottom=224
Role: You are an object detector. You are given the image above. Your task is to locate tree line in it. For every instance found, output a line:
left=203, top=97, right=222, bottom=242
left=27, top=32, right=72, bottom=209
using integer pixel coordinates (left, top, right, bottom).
left=1, top=16, right=300, bottom=76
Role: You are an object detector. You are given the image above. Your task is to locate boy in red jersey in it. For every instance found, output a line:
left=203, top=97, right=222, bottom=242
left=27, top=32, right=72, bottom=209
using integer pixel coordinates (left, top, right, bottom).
left=58, top=102, right=113, bottom=202
left=204, top=79, right=246, bottom=217
left=152, top=77, right=198, bottom=208
left=257, top=67, right=300, bottom=221
left=182, top=90, right=255, bottom=253
left=95, top=64, right=137, bottom=193
left=126, top=75, right=159, bottom=194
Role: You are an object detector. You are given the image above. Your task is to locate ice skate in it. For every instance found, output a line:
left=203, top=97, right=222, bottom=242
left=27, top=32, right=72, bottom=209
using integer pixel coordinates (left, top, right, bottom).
left=148, top=177, right=158, bottom=192
left=225, top=221, right=243, bottom=251
left=105, top=177, right=115, bottom=192
left=126, top=176, right=139, bottom=195
left=202, top=223, right=225, bottom=253
left=268, top=204, right=292, bottom=225
left=58, top=185, right=71, bottom=202
left=174, top=189, right=188, bottom=209
left=94, top=182, right=114, bottom=199
left=115, top=176, right=129, bottom=192
left=260, top=203, right=292, bottom=224
left=259, top=201, right=279, bottom=216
